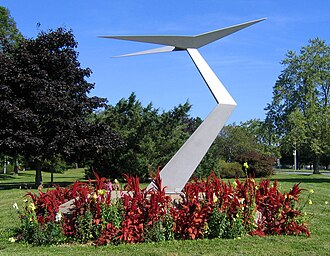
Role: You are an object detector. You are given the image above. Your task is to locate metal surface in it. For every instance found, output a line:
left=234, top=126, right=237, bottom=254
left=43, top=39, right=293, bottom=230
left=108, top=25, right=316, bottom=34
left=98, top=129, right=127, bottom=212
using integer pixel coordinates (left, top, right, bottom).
left=100, top=18, right=266, bottom=54
left=102, top=18, right=266, bottom=192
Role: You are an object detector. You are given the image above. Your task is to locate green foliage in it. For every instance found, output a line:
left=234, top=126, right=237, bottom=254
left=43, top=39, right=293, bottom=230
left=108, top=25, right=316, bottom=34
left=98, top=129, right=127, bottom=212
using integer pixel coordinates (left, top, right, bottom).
left=42, top=155, right=67, bottom=174
left=197, top=122, right=273, bottom=178
left=145, top=213, right=174, bottom=242
left=265, top=38, right=330, bottom=172
left=208, top=208, right=230, bottom=238
left=145, top=220, right=166, bottom=242
left=75, top=209, right=100, bottom=243
left=17, top=205, right=66, bottom=246
left=216, top=124, right=261, bottom=162
left=101, top=201, right=124, bottom=229
left=214, top=160, right=244, bottom=178
left=0, top=6, right=23, bottom=48
left=227, top=216, right=246, bottom=239
left=29, top=222, right=66, bottom=246
left=0, top=162, right=14, bottom=174
left=87, top=93, right=200, bottom=180
left=240, top=119, right=280, bottom=158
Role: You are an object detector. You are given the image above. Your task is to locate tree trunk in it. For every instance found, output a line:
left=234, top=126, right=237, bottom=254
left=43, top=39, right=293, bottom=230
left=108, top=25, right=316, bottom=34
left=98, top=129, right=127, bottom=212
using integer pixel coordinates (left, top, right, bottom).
left=313, top=155, right=321, bottom=174
left=13, top=157, right=19, bottom=175
left=35, top=162, right=43, bottom=187
left=3, top=156, right=7, bottom=174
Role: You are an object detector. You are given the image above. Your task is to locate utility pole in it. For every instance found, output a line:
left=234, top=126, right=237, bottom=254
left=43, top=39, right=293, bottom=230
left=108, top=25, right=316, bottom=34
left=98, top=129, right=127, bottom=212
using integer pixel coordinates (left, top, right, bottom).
left=293, top=142, right=297, bottom=172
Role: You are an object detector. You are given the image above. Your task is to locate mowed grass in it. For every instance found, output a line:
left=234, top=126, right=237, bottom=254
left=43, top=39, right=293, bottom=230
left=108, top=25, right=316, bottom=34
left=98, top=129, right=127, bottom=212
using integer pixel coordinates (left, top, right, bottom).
left=0, top=169, right=329, bottom=256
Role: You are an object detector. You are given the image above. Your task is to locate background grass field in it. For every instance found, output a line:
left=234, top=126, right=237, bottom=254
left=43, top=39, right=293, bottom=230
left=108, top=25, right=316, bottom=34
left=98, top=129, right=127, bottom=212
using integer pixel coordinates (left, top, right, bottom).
left=0, top=169, right=329, bottom=255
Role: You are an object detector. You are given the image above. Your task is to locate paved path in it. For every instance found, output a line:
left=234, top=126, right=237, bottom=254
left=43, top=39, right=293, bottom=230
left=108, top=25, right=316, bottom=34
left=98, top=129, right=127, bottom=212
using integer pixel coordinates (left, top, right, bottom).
left=275, top=171, right=330, bottom=176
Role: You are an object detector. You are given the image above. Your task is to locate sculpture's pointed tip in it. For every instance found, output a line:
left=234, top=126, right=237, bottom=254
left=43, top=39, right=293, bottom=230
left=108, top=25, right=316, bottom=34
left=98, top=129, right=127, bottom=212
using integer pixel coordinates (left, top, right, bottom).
left=100, top=17, right=267, bottom=52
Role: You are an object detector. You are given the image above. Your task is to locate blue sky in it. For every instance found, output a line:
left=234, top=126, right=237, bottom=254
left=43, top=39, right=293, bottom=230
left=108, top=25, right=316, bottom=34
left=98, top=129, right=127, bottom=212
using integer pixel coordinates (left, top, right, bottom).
left=2, top=1, right=330, bottom=123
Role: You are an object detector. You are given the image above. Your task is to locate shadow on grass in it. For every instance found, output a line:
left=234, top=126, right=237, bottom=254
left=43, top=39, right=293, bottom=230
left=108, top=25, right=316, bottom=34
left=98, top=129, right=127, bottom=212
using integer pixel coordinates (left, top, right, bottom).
left=0, top=181, right=79, bottom=191
left=270, top=175, right=330, bottom=184
left=0, top=174, right=17, bottom=180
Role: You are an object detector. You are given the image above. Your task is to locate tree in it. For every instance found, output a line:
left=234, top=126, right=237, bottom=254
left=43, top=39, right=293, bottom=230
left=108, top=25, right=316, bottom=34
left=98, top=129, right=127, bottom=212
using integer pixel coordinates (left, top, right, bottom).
left=240, top=119, right=280, bottom=158
left=0, top=27, right=120, bottom=185
left=265, top=38, right=330, bottom=173
left=0, top=6, right=23, bottom=48
left=213, top=124, right=261, bottom=162
left=0, top=6, right=23, bottom=173
left=89, top=93, right=200, bottom=180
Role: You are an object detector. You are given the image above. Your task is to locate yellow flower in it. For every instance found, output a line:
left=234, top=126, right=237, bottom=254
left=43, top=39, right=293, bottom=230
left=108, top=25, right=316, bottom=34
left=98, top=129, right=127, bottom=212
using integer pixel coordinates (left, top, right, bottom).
left=213, top=195, right=218, bottom=203
left=93, top=193, right=97, bottom=200
left=98, top=189, right=106, bottom=195
left=28, top=203, right=36, bottom=211
left=309, top=189, right=314, bottom=194
left=243, top=162, right=249, bottom=169
left=308, top=199, right=312, bottom=205
left=232, top=181, right=237, bottom=188
left=114, top=179, right=119, bottom=184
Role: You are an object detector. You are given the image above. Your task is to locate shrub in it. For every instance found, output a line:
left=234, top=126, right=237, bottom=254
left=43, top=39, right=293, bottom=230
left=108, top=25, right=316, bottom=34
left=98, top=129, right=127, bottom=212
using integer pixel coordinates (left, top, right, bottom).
left=236, top=151, right=276, bottom=177
left=214, top=160, right=244, bottom=178
left=207, top=208, right=230, bottom=238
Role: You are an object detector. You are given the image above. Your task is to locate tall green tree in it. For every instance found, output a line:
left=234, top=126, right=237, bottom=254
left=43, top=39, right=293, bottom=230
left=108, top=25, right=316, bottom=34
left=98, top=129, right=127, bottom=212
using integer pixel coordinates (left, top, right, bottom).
left=0, top=6, right=23, bottom=173
left=0, top=6, right=23, bottom=48
left=0, top=28, right=120, bottom=185
left=265, top=38, right=330, bottom=173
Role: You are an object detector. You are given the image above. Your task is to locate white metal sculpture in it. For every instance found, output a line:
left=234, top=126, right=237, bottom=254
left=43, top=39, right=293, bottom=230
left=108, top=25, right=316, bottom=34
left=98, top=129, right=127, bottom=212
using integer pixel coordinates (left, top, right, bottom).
left=101, top=18, right=266, bottom=193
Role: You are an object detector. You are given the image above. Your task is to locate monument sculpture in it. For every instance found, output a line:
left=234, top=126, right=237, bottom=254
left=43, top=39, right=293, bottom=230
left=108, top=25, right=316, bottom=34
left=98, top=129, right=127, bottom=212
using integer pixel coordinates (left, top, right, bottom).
left=101, top=18, right=266, bottom=193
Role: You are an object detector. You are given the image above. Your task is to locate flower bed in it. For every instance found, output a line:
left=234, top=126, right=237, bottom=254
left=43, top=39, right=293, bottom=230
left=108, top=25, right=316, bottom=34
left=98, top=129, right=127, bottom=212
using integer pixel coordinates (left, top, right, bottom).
left=13, top=172, right=310, bottom=246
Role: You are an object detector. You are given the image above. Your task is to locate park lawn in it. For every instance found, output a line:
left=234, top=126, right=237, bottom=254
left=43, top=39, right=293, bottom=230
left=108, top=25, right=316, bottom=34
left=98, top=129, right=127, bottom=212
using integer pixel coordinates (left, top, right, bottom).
left=0, top=169, right=329, bottom=256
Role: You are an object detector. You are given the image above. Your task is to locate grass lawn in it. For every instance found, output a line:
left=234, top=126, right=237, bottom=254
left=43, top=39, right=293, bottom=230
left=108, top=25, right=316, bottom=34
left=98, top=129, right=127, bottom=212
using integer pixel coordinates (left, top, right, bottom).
left=0, top=169, right=329, bottom=255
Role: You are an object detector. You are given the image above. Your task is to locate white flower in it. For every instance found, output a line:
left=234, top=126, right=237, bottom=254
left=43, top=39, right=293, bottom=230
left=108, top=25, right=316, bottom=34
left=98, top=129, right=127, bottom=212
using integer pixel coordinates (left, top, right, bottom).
left=12, top=203, right=19, bottom=211
left=255, top=210, right=262, bottom=225
left=8, top=237, right=16, bottom=243
left=55, top=212, right=62, bottom=222
left=238, top=198, right=245, bottom=204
